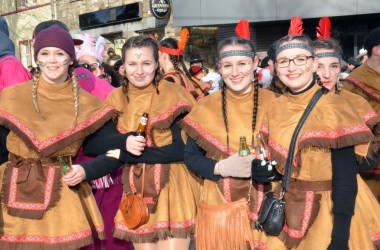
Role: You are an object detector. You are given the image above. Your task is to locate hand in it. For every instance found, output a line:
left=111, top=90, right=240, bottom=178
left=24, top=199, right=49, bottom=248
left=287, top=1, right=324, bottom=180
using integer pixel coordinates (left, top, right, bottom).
left=61, top=165, right=85, bottom=186
left=251, top=159, right=280, bottom=183
left=217, top=153, right=255, bottom=178
left=106, top=149, right=121, bottom=159
left=327, top=237, right=349, bottom=250
left=126, top=135, right=146, bottom=156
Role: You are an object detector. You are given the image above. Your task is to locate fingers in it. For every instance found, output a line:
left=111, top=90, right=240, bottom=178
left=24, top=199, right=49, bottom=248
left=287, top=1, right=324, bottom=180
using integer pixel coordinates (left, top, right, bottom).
left=61, top=165, right=85, bottom=186
left=127, top=135, right=146, bottom=153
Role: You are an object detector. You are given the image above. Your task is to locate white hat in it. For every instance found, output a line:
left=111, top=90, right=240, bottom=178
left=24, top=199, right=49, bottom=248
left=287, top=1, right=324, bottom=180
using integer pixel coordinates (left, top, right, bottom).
left=355, top=48, right=368, bottom=60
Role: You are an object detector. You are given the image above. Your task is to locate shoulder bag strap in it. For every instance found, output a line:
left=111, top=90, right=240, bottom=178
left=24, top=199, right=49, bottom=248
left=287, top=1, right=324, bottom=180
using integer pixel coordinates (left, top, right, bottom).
left=281, top=88, right=324, bottom=192
left=141, top=163, right=145, bottom=197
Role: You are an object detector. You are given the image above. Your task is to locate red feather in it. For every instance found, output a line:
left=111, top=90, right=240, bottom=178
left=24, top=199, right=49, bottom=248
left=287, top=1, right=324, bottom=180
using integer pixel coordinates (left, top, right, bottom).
left=178, top=28, right=189, bottom=53
left=316, top=16, right=331, bottom=40
left=288, top=16, right=304, bottom=35
left=235, top=19, right=250, bottom=40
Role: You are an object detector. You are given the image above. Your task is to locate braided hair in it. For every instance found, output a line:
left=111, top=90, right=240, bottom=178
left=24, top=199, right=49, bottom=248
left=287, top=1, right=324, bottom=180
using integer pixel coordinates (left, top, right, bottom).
left=217, top=36, right=259, bottom=150
left=121, top=35, right=160, bottom=102
left=159, top=38, right=199, bottom=93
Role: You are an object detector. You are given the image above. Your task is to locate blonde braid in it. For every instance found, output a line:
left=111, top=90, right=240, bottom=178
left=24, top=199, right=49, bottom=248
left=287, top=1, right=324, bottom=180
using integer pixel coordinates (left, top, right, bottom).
left=32, top=71, right=46, bottom=119
left=71, top=71, right=80, bottom=128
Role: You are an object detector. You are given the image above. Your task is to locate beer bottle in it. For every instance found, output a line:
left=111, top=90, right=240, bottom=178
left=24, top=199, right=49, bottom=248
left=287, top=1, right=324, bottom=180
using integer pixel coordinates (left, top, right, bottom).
left=135, top=112, right=148, bottom=137
left=238, top=136, right=250, bottom=156
left=57, top=156, right=72, bottom=175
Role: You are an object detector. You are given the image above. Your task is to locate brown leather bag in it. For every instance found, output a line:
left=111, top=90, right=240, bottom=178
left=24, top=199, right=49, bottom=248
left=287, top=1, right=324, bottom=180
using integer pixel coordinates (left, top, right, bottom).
left=119, top=164, right=149, bottom=229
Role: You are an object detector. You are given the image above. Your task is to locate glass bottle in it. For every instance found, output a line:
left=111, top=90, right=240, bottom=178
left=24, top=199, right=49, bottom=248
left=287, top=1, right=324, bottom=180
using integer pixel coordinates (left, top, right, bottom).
left=57, top=156, right=72, bottom=175
left=238, top=136, right=251, bottom=156
left=135, top=112, right=149, bottom=137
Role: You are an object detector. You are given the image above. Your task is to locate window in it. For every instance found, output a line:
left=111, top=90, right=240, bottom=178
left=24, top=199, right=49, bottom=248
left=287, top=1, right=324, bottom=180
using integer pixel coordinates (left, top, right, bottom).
left=19, top=40, right=33, bottom=68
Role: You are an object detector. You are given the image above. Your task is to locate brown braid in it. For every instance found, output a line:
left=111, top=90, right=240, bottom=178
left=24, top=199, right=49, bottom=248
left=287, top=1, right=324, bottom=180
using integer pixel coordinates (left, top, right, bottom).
left=252, top=71, right=259, bottom=148
left=72, top=71, right=80, bottom=128
left=31, top=70, right=45, bottom=119
left=221, top=82, right=229, bottom=150
left=122, top=74, right=130, bottom=102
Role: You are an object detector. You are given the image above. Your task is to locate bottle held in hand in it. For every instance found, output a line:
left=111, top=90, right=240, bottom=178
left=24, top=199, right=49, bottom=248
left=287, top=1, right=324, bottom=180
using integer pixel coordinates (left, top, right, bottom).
left=135, top=112, right=148, bottom=137
left=57, top=156, right=72, bottom=174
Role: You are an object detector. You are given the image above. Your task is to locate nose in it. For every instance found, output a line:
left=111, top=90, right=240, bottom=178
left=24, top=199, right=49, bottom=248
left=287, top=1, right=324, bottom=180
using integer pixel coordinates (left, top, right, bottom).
left=136, top=64, right=144, bottom=75
left=287, top=60, right=297, bottom=71
left=321, top=66, right=330, bottom=79
left=231, top=64, right=240, bottom=76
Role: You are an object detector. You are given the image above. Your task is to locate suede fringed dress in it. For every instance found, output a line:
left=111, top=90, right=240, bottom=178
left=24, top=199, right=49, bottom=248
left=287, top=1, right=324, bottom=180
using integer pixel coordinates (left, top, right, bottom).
left=342, top=63, right=380, bottom=201
left=181, top=87, right=277, bottom=250
left=107, top=81, right=201, bottom=243
left=0, top=77, right=118, bottom=249
left=261, top=83, right=380, bottom=250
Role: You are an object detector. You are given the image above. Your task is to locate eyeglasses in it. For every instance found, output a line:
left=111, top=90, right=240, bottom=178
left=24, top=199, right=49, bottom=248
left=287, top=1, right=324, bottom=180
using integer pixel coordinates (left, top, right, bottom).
left=78, top=62, right=101, bottom=70
left=276, top=55, right=314, bottom=68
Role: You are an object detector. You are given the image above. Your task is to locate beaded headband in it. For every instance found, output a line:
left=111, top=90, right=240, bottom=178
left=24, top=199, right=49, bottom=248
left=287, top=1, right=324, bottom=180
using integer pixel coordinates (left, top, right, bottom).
left=315, top=52, right=341, bottom=60
left=276, top=43, right=315, bottom=57
left=218, top=50, right=255, bottom=61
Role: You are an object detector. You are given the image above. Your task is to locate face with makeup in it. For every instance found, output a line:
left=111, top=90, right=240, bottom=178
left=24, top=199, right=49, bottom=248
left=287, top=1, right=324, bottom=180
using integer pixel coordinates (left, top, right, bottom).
left=124, top=46, right=158, bottom=88
left=218, top=44, right=258, bottom=94
left=36, top=47, right=73, bottom=84
left=275, top=41, right=318, bottom=92
left=315, top=49, right=341, bottom=90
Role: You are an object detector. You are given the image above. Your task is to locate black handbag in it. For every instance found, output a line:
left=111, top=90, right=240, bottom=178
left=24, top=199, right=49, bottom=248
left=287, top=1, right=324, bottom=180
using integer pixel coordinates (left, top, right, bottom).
left=255, top=88, right=324, bottom=236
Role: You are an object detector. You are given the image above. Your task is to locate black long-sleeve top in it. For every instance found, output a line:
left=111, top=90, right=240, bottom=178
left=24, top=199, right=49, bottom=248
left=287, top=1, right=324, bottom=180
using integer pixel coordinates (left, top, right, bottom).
left=81, top=115, right=186, bottom=181
left=184, top=137, right=220, bottom=181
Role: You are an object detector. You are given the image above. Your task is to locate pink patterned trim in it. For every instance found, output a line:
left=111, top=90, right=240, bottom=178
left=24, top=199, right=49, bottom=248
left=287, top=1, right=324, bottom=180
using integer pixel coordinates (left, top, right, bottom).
left=129, top=166, right=136, bottom=194
left=268, top=138, right=299, bottom=166
left=371, top=231, right=380, bottom=242
left=144, top=197, right=155, bottom=204
left=254, top=240, right=269, bottom=250
left=0, top=106, right=115, bottom=151
left=0, top=229, right=92, bottom=244
left=115, top=217, right=195, bottom=234
left=283, top=191, right=315, bottom=238
left=146, top=100, right=192, bottom=147
left=222, top=178, right=232, bottom=202
left=182, top=117, right=235, bottom=156
left=298, top=124, right=371, bottom=142
left=249, top=183, right=264, bottom=221
left=8, top=167, right=56, bottom=210
left=362, top=111, right=378, bottom=123
left=260, top=125, right=269, bottom=135
left=154, top=164, right=161, bottom=194
left=346, top=76, right=380, bottom=102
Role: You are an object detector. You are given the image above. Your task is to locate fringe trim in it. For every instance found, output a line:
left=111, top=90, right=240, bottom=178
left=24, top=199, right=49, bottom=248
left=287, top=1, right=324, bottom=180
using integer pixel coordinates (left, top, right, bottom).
left=179, top=119, right=229, bottom=160
left=0, top=109, right=118, bottom=157
left=2, top=163, right=63, bottom=219
left=113, top=226, right=194, bottom=244
left=0, top=236, right=93, bottom=250
left=374, top=240, right=380, bottom=250
left=148, top=105, right=192, bottom=140
left=195, top=200, right=254, bottom=250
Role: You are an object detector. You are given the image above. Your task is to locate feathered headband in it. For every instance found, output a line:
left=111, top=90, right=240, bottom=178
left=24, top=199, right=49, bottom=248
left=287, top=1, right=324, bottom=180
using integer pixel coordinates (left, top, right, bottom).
left=218, top=19, right=255, bottom=60
left=75, top=33, right=107, bottom=62
left=315, top=16, right=341, bottom=60
left=276, top=16, right=315, bottom=56
left=159, top=28, right=189, bottom=57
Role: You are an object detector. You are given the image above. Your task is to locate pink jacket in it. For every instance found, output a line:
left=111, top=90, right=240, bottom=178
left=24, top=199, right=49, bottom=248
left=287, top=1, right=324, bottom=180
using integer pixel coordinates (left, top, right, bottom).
left=0, top=55, right=32, bottom=92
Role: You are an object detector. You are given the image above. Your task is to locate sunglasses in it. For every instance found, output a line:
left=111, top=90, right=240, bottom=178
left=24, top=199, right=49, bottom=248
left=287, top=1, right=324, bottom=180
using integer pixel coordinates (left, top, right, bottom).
left=78, top=62, right=101, bottom=70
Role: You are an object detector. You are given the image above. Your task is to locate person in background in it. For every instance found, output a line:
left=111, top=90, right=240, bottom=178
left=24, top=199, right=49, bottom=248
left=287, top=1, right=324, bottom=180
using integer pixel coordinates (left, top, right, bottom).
left=355, top=47, right=368, bottom=65
left=189, top=65, right=206, bottom=80
left=106, top=47, right=121, bottom=66
left=189, top=54, right=209, bottom=74
left=159, top=30, right=210, bottom=101
left=0, top=16, right=32, bottom=165
left=200, top=71, right=222, bottom=94
left=342, top=27, right=380, bottom=202
left=114, top=59, right=125, bottom=76
left=104, top=35, right=200, bottom=250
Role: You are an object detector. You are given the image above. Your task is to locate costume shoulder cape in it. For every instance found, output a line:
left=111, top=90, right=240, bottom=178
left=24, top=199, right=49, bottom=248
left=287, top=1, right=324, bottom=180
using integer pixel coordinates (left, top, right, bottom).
left=181, top=87, right=277, bottom=160
left=260, top=84, right=375, bottom=170
left=106, top=81, right=195, bottom=146
left=0, top=79, right=117, bottom=157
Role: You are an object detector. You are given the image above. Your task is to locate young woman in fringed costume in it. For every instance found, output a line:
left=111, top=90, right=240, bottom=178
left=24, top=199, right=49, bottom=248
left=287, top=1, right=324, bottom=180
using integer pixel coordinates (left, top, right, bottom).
left=251, top=27, right=380, bottom=249
left=312, top=17, right=380, bottom=203
left=0, top=25, right=135, bottom=249
left=158, top=28, right=210, bottom=101
left=104, top=36, right=201, bottom=250
left=181, top=20, right=277, bottom=250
